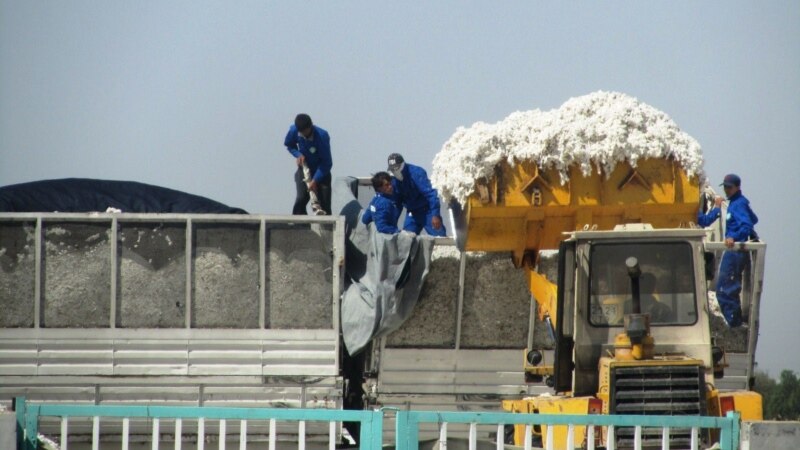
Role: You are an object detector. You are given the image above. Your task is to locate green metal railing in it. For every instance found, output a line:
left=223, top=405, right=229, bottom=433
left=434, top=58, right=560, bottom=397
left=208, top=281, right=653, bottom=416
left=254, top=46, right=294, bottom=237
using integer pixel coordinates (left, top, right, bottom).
left=14, top=397, right=382, bottom=450
left=15, top=397, right=739, bottom=450
left=395, top=410, right=740, bottom=450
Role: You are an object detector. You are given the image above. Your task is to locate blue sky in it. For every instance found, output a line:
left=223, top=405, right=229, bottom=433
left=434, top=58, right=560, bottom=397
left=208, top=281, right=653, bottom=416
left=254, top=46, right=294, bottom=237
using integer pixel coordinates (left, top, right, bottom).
left=1, top=1, right=798, bottom=375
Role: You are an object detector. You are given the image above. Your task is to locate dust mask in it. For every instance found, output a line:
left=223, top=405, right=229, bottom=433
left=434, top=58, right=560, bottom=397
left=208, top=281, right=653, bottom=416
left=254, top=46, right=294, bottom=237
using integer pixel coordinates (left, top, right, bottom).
left=391, top=163, right=405, bottom=181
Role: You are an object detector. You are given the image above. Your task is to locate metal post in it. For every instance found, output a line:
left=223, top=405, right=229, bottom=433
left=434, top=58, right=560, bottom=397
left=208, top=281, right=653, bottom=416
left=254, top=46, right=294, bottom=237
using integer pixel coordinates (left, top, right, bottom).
left=523, top=425, right=531, bottom=450
left=110, top=218, right=118, bottom=328
left=567, top=424, right=575, bottom=450
left=455, top=250, right=467, bottom=350
left=329, top=421, right=336, bottom=450
left=395, top=410, right=418, bottom=450
left=719, top=412, right=740, bottom=450
left=185, top=219, right=193, bottom=328
left=92, top=416, right=100, bottom=450
left=123, top=418, right=130, bottom=450
left=587, top=425, right=595, bottom=450
left=60, top=417, right=68, bottom=450
left=268, top=419, right=276, bottom=450
left=439, top=422, right=448, bottom=450
left=198, top=417, right=205, bottom=450
left=746, top=247, right=766, bottom=388
left=24, top=404, right=39, bottom=450
left=218, top=419, right=226, bottom=450
left=469, top=422, right=477, bottom=450
left=238, top=420, right=246, bottom=450
left=331, top=217, right=345, bottom=371
left=34, top=218, right=42, bottom=328
left=607, top=425, right=616, bottom=450
left=152, top=417, right=160, bottom=450
left=176, top=418, right=183, bottom=450
left=15, top=397, right=26, bottom=450
left=367, top=409, right=384, bottom=450
left=259, top=219, right=266, bottom=329
left=299, top=420, right=306, bottom=450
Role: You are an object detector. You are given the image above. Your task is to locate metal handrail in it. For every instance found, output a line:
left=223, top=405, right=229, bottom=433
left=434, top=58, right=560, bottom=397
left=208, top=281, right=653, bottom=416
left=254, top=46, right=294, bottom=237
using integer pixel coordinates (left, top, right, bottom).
left=15, top=397, right=740, bottom=450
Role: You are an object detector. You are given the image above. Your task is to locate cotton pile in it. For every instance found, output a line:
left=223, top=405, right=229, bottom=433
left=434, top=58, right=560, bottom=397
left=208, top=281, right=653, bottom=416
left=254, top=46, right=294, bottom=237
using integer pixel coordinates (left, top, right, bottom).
left=432, top=91, right=705, bottom=205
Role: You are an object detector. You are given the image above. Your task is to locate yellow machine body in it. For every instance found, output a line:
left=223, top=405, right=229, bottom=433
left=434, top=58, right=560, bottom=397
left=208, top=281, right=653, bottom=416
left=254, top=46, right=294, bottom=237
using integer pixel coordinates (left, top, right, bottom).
left=717, top=391, right=763, bottom=421
left=464, top=158, right=700, bottom=256
left=504, top=358, right=762, bottom=449
left=469, top=157, right=762, bottom=448
left=463, top=158, right=700, bottom=324
left=502, top=396, right=599, bottom=449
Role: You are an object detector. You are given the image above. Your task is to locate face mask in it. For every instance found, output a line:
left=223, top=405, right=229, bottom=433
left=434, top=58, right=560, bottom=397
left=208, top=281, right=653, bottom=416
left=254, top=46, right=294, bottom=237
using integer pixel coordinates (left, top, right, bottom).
left=391, top=163, right=405, bottom=181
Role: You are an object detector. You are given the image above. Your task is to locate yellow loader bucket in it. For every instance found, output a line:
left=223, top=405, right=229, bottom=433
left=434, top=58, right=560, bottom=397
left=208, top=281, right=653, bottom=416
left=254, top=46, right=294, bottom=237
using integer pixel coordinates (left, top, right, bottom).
left=461, top=157, right=701, bottom=266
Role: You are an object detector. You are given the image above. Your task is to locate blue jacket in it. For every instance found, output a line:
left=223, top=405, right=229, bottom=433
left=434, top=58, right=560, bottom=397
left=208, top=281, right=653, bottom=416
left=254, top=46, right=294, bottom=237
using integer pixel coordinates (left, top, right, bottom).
left=284, top=125, right=333, bottom=183
left=361, top=193, right=401, bottom=234
left=392, top=163, right=441, bottom=217
left=697, top=191, right=758, bottom=241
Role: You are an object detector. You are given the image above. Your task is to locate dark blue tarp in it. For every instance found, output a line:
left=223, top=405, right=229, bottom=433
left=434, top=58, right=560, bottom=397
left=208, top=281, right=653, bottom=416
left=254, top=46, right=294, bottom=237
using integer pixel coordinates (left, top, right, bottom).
left=0, top=178, right=247, bottom=214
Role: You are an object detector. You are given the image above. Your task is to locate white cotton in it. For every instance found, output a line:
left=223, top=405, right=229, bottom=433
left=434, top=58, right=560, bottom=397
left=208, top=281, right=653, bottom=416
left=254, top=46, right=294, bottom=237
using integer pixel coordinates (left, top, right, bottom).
left=432, top=91, right=706, bottom=205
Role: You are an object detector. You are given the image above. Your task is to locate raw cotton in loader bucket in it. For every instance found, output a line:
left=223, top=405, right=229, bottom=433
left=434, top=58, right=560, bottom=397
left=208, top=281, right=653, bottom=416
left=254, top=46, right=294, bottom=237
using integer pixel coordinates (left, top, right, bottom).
left=432, top=91, right=706, bottom=205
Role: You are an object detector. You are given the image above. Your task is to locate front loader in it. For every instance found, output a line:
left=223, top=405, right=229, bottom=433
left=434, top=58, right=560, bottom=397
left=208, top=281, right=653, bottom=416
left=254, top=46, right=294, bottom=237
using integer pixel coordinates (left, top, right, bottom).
left=451, top=157, right=765, bottom=449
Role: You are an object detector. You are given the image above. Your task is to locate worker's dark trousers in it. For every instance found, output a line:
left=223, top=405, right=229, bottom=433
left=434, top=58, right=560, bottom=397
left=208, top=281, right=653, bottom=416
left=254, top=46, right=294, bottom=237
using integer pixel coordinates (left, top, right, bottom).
left=716, top=251, right=748, bottom=327
left=292, top=168, right=331, bottom=215
left=402, top=208, right=447, bottom=236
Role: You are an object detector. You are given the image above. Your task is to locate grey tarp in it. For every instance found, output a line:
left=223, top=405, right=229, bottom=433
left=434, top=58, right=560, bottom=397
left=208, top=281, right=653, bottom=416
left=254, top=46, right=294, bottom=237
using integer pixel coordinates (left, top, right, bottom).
left=333, top=177, right=435, bottom=355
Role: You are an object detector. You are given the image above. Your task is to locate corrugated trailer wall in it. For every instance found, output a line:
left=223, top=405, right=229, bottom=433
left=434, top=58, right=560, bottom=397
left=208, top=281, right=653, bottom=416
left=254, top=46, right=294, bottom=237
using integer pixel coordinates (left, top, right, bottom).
left=0, top=210, right=755, bottom=443
left=369, top=243, right=554, bottom=442
left=0, top=213, right=345, bottom=439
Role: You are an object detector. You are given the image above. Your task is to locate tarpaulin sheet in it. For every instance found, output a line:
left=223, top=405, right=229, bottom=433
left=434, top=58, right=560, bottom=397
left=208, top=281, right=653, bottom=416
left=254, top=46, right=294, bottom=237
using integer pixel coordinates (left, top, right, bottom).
left=0, top=178, right=247, bottom=213
left=334, top=177, right=435, bottom=355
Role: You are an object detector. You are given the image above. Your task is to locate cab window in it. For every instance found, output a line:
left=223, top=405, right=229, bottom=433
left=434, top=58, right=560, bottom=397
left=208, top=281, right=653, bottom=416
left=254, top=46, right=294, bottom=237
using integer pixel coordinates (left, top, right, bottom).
left=589, top=242, right=697, bottom=327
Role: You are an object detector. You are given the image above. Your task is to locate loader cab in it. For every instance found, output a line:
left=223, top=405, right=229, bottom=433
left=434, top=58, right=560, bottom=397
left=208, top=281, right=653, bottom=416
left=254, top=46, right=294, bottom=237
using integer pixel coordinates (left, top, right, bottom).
left=554, top=226, right=714, bottom=396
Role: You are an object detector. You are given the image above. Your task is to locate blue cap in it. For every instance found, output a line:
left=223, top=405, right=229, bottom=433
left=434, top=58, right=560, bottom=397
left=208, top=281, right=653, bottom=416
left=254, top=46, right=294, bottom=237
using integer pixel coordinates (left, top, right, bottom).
left=720, top=174, right=741, bottom=187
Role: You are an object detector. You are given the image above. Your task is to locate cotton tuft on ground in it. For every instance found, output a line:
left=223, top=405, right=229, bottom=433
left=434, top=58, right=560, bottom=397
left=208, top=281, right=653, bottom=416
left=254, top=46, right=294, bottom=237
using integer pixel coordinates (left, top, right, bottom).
left=432, top=91, right=706, bottom=205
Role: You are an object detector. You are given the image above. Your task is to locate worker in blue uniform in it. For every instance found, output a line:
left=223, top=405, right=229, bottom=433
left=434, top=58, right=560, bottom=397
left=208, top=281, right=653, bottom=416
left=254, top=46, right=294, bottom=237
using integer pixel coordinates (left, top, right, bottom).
left=362, top=172, right=402, bottom=234
left=386, top=153, right=446, bottom=236
left=283, top=114, right=333, bottom=215
left=697, top=174, right=759, bottom=327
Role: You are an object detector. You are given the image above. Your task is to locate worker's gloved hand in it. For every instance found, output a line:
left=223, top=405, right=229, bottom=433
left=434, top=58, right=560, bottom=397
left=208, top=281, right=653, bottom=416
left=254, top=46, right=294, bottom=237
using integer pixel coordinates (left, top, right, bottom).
left=307, top=179, right=318, bottom=192
left=431, top=215, right=442, bottom=230
left=296, top=155, right=306, bottom=167
left=714, top=196, right=723, bottom=208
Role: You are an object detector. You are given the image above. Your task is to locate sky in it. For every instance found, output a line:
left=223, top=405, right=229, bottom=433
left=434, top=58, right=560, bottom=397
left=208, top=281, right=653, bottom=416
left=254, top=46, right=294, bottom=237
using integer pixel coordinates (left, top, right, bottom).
left=1, top=2, right=798, bottom=375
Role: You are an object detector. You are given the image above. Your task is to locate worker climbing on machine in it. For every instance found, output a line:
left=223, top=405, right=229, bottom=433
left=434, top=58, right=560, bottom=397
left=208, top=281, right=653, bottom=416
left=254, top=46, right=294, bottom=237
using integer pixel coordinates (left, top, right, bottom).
left=386, top=153, right=446, bottom=236
left=697, top=173, right=759, bottom=327
left=361, top=171, right=401, bottom=234
left=283, top=114, right=333, bottom=215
